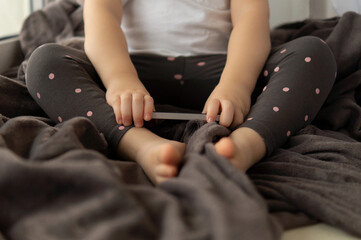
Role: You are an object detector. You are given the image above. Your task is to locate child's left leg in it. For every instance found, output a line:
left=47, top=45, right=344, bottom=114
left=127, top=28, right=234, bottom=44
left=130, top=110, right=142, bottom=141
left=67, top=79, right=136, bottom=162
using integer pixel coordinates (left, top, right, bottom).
left=215, top=36, right=337, bottom=171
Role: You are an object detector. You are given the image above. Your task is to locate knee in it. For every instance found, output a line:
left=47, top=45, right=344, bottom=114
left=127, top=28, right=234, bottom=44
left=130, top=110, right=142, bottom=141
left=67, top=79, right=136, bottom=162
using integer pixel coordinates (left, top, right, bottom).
left=26, top=43, right=67, bottom=94
left=289, top=36, right=337, bottom=88
left=26, top=43, right=67, bottom=78
left=293, top=36, right=337, bottom=73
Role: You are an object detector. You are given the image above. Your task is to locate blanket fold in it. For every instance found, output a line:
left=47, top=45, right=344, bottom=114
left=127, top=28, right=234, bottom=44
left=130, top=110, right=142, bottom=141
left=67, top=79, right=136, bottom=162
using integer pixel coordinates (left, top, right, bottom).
left=0, top=117, right=282, bottom=240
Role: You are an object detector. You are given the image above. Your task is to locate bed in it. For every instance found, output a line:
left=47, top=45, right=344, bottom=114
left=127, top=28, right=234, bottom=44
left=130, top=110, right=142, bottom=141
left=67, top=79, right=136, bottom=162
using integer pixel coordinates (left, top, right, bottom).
left=1, top=1, right=361, bottom=239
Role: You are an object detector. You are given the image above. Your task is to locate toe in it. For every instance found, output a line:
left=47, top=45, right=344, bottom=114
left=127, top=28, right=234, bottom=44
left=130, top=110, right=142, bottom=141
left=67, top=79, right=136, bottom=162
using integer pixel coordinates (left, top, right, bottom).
left=160, top=143, right=182, bottom=165
left=155, top=164, right=178, bottom=178
left=215, top=137, right=234, bottom=159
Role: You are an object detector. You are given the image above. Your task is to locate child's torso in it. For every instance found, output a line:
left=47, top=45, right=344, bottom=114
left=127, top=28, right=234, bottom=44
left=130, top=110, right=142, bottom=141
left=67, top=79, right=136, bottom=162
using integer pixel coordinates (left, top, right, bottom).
left=121, top=0, right=232, bottom=56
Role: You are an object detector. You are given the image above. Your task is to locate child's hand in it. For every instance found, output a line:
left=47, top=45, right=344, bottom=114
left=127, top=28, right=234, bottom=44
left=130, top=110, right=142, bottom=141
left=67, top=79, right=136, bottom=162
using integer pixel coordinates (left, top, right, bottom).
left=105, top=76, right=154, bottom=128
left=203, top=83, right=251, bottom=129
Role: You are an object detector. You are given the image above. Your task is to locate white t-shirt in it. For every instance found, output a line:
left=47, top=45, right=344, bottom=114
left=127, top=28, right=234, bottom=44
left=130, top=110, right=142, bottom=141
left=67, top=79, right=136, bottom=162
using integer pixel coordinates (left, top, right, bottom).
left=121, top=0, right=232, bottom=56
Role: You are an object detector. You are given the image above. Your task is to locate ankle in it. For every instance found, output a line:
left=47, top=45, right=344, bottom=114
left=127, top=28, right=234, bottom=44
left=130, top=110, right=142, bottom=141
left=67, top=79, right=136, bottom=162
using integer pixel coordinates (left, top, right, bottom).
left=116, top=127, right=160, bottom=161
left=230, top=127, right=267, bottom=165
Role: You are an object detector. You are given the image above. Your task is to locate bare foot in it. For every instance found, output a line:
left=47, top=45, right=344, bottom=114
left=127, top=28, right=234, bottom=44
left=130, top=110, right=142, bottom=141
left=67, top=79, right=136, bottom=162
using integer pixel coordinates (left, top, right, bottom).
left=214, top=127, right=266, bottom=172
left=117, top=127, right=185, bottom=185
left=136, top=140, right=185, bottom=184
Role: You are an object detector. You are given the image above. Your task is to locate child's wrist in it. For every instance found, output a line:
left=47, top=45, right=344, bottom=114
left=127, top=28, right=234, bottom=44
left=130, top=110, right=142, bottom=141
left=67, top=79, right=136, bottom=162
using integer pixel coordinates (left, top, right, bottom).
left=219, top=74, right=255, bottom=94
left=217, top=79, right=253, bottom=99
left=105, top=73, right=141, bottom=89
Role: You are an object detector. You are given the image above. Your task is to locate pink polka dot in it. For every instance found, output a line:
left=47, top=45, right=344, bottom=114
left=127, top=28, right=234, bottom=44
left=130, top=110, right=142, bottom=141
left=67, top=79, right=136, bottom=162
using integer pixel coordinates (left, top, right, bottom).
left=247, top=117, right=253, bottom=121
left=48, top=73, right=55, bottom=79
left=287, top=131, right=291, bottom=137
left=263, top=86, right=267, bottom=92
left=180, top=80, right=185, bottom=85
left=280, top=49, right=287, bottom=54
left=315, top=88, right=320, bottom=94
left=305, top=57, right=312, bottom=63
left=118, top=126, right=125, bottom=131
left=75, top=88, right=82, bottom=93
left=283, top=87, right=290, bottom=92
left=263, top=70, right=269, bottom=77
left=87, top=111, right=93, bottom=117
left=274, top=66, right=280, bottom=72
left=58, top=116, right=63, bottom=123
left=273, top=106, right=280, bottom=112
left=174, top=74, right=183, bottom=80
left=36, top=92, right=41, bottom=99
left=305, top=115, right=309, bottom=121
left=167, top=57, right=175, bottom=61
left=197, top=61, right=206, bottom=67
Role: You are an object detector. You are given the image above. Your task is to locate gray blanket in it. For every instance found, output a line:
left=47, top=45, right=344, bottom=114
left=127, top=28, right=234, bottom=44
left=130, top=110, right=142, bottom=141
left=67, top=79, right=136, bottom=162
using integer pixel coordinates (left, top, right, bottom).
left=1, top=1, right=361, bottom=239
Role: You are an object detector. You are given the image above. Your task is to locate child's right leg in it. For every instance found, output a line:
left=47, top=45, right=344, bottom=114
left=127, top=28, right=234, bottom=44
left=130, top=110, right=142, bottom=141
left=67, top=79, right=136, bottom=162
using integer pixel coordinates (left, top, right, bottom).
left=25, top=43, right=185, bottom=185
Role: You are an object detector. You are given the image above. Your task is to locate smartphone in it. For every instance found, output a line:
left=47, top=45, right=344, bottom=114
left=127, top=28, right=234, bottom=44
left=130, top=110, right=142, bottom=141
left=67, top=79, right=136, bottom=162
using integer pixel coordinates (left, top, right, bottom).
left=152, top=112, right=220, bottom=121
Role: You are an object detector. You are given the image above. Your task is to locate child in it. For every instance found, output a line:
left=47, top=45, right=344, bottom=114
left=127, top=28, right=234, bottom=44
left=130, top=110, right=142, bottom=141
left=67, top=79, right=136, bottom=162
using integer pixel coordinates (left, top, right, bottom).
left=26, top=0, right=337, bottom=184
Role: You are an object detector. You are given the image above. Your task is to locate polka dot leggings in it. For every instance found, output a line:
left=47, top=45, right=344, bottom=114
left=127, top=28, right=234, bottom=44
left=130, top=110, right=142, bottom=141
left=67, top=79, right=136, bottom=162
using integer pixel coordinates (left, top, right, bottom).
left=25, top=36, right=337, bottom=154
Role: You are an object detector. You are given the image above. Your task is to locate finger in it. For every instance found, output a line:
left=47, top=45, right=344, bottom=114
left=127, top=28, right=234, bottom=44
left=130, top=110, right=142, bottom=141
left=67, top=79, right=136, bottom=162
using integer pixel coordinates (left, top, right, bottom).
left=121, top=93, right=132, bottom=126
left=206, top=99, right=220, bottom=123
left=144, top=95, right=154, bottom=121
left=230, top=110, right=244, bottom=130
left=111, top=96, right=122, bottom=124
left=219, top=100, right=234, bottom=127
left=132, top=93, right=144, bottom=127
left=202, top=104, right=207, bottom=114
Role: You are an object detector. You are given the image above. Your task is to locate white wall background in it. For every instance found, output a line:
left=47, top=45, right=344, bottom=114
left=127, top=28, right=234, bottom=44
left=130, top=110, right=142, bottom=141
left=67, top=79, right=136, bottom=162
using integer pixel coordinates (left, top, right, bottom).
left=331, top=0, right=361, bottom=15
left=0, top=0, right=51, bottom=38
left=269, top=0, right=310, bottom=28
left=309, top=0, right=337, bottom=19
left=269, top=0, right=337, bottom=29
left=0, top=0, right=30, bottom=37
